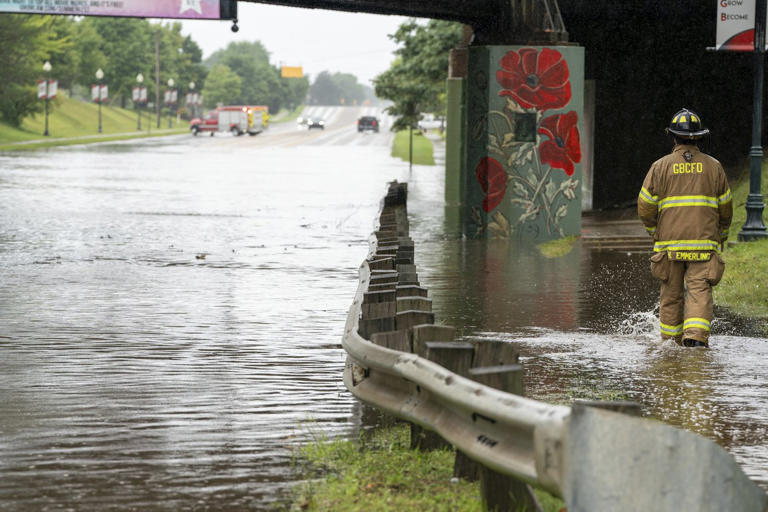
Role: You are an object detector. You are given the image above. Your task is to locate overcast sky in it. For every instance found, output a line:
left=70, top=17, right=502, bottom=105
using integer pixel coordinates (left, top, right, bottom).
left=178, top=3, right=412, bottom=85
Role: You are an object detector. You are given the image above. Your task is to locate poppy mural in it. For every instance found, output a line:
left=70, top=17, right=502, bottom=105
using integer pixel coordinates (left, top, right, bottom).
left=466, top=45, right=584, bottom=242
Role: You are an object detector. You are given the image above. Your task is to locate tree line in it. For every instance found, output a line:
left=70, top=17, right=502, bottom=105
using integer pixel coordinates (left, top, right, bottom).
left=0, top=14, right=310, bottom=127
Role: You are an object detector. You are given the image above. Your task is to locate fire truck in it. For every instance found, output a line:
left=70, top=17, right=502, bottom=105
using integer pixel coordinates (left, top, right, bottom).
left=190, top=105, right=264, bottom=136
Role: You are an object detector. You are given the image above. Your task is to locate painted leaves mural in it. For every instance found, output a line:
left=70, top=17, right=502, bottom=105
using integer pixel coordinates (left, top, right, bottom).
left=473, top=47, right=581, bottom=239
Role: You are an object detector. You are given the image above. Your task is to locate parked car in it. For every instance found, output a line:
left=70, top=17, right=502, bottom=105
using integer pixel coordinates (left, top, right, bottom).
left=417, top=113, right=445, bottom=132
left=357, top=116, right=379, bottom=133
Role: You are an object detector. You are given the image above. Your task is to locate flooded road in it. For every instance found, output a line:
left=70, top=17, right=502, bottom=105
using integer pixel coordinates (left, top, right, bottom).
left=405, top=162, right=768, bottom=490
left=0, top=107, right=402, bottom=510
left=1, top=104, right=766, bottom=511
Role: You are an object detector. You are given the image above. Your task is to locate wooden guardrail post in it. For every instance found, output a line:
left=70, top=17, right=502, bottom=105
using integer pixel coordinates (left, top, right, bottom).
left=469, top=363, right=541, bottom=512
left=408, top=324, right=457, bottom=451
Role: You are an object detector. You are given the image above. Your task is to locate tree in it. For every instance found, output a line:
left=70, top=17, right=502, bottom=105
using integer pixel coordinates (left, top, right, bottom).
left=309, top=71, right=366, bottom=105
left=202, top=64, right=242, bottom=108
left=373, top=19, right=462, bottom=129
left=0, top=14, right=72, bottom=126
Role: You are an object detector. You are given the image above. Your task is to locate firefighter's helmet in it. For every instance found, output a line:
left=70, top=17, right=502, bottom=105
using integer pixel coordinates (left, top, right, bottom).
left=666, top=108, right=709, bottom=139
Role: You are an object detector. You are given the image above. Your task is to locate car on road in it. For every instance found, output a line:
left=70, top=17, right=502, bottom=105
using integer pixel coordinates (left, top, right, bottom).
left=357, top=116, right=379, bottom=133
left=299, top=117, right=325, bottom=130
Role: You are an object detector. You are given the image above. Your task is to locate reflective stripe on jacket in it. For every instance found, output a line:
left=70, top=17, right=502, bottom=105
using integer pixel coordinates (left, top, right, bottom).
left=638, top=144, right=732, bottom=252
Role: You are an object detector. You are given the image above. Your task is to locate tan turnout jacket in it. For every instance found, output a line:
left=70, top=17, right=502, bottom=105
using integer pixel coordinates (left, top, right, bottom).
left=638, top=144, right=732, bottom=253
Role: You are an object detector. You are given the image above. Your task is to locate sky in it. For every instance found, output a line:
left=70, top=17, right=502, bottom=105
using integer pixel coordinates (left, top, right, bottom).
left=178, top=3, right=412, bottom=85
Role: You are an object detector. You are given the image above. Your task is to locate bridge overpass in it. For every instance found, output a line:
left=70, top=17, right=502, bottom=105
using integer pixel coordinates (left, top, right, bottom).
left=239, top=1, right=754, bottom=236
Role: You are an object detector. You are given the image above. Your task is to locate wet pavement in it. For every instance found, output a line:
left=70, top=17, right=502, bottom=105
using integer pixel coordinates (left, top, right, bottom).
left=0, top=109, right=766, bottom=511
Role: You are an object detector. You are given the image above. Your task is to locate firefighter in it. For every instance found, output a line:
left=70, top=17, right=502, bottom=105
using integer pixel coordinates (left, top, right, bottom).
left=638, top=108, right=732, bottom=348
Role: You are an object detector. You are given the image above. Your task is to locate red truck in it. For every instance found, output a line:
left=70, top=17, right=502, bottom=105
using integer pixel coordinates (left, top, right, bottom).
left=190, top=105, right=264, bottom=136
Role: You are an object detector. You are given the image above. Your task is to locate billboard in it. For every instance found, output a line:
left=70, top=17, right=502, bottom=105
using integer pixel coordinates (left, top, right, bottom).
left=0, top=0, right=237, bottom=20
left=716, top=0, right=768, bottom=51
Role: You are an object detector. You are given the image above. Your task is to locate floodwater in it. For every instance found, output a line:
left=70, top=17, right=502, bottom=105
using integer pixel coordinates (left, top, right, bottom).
left=405, top=162, right=768, bottom=490
left=0, top=107, right=403, bottom=510
left=0, top=105, right=765, bottom=512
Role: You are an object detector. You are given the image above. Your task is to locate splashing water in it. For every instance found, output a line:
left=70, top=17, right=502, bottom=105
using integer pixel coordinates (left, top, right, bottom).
left=617, top=308, right=659, bottom=339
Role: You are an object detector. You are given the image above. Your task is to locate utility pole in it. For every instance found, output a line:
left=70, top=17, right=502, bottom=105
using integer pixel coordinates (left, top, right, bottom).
left=155, top=30, right=161, bottom=129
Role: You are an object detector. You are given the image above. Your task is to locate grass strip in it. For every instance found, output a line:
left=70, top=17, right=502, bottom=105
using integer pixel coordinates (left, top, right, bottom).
left=716, top=237, right=768, bottom=321
left=1, top=92, right=189, bottom=149
left=729, top=159, right=768, bottom=232
left=288, top=424, right=565, bottom=512
left=392, top=129, right=435, bottom=166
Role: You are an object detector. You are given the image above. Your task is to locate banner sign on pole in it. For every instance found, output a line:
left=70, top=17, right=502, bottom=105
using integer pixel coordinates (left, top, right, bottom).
left=716, top=0, right=768, bottom=50
left=48, top=80, right=57, bottom=99
left=100, top=85, right=108, bottom=102
left=132, top=87, right=139, bottom=102
left=91, top=84, right=99, bottom=102
left=171, top=90, right=177, bottom=103
left=37, top=80, right=46, bottom=99
left=0, top=0, right=237, bottom=20
left=140, top=87, right=147, bottom=103
left=164, top=90, right=170, bottom=105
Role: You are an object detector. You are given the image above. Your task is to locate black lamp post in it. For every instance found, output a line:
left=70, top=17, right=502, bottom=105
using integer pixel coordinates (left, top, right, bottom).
left=42, top=61, right=51, bottom=137
left=96, top=67, right=104, bottom=134
left=136, top=72, right=143, bottom=131
left=738, top=0, right=768, bottom=241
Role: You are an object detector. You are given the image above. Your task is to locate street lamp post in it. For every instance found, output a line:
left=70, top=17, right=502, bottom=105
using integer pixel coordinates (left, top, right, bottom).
left=42, top=61, right=51, bottom=136
left=136, top=73, right=144, bottom=131
left=189, top=81, right=196, bottom=119
left=738, top=0, right=768, bottom=241
left=96, top=68, right=104, bottom=134
left=167, top=78, right=175, bottom=129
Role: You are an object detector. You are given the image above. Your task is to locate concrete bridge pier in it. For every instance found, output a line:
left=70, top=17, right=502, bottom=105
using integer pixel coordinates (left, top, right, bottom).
left=445, top=1, right=586, bottom=243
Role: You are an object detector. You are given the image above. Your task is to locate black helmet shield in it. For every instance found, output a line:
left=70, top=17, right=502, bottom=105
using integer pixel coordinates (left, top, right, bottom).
left=666, top=108, right=710, bottom=139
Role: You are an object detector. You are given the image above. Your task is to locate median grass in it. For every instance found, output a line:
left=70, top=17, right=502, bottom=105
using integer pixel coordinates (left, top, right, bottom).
left=715, top=159, right=768, bottom=321
left=287, top=424, right=565, bottom=512
left=392, top=129, right=435, bottom=166
left=0, top=92, right=187, bottom=150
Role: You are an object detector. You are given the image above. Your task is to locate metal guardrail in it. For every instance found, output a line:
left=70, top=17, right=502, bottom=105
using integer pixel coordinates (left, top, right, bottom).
left=341, top=182, right=768, bottom=511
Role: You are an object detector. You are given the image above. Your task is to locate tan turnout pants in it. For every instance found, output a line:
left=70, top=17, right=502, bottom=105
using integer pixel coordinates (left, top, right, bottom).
left=650, top=251, right=725, bottom=345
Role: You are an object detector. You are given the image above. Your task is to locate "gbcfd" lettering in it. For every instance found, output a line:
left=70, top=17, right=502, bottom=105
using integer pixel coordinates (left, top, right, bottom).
left=672, top=162, right=703, bottom=174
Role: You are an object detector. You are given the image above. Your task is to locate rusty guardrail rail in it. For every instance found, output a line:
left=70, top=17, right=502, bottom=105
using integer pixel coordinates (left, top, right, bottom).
left=341, top=181, right=768, bottom=511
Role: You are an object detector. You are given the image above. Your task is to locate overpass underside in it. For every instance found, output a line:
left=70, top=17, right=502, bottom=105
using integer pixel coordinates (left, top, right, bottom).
left=239, top=0, right=567, bottom=43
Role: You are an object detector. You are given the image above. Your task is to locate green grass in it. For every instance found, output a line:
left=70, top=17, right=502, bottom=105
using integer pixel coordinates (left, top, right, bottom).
left=0, top=92, right=187, bottom=150
left=270, top=104, right=305, bottom=124
left=713, top=159, right=768, bottom=321
left=729, top=159, right=768, bottom=232
left=287, top=424, right=565, bottom=512
left=392, top=129, right=435, bottom=166
left=716, top=237, right=768, bottom=320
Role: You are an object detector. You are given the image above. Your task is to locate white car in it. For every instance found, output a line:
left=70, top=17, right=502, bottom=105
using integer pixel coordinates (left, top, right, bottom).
left=417, top=114, right=444, bottom=132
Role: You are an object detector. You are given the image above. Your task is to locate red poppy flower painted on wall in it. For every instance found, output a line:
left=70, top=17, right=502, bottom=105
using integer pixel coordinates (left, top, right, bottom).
left=538, top=111, right=581, bottom=176
left=475, top=156, right=507, bottom=212
left=496, top=48, right=571, bottom=111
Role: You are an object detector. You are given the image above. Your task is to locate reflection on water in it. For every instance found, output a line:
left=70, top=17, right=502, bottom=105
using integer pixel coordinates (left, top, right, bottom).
left=405, top=165, right=768, bottom=490
left=0, top=136, right=407, bottom=510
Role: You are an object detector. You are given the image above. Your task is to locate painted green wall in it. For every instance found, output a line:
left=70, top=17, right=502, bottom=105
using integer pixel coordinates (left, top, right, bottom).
left=463, top=45, right=585, bottom=243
